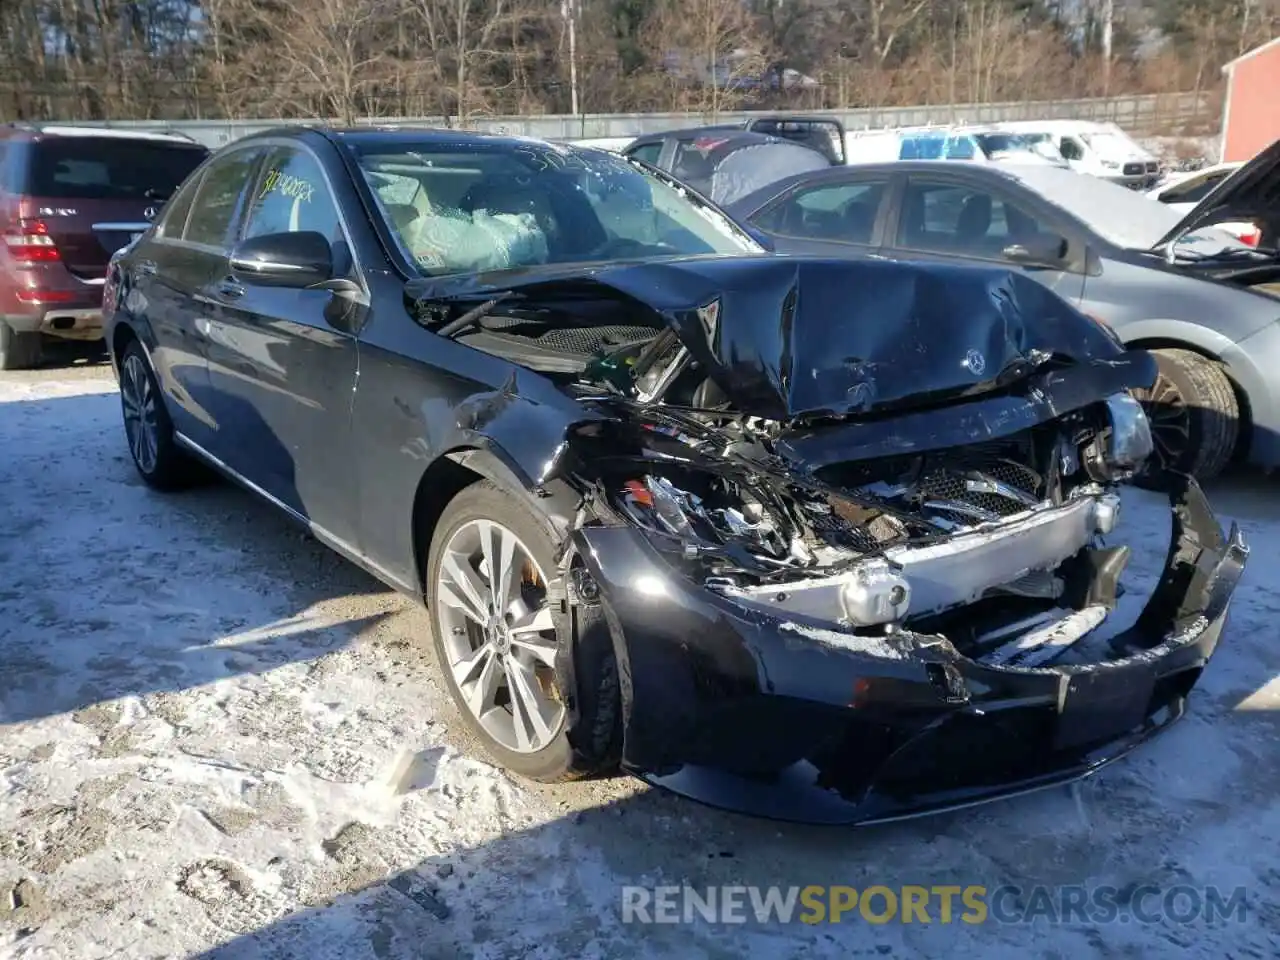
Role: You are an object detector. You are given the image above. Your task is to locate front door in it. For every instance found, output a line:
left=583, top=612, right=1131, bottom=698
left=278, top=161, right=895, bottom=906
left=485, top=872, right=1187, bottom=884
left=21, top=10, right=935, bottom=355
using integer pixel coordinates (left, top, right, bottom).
left=202, top=143, right=363, bottom=548
left=889, top=176, right=1086, bottom=304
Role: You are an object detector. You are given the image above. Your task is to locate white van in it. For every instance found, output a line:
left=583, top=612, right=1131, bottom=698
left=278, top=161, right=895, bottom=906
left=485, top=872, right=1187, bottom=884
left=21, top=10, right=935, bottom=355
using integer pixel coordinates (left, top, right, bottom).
left=843, top=125, right=1068, bottom=168
left=997, top=120, right=1160, bottom=188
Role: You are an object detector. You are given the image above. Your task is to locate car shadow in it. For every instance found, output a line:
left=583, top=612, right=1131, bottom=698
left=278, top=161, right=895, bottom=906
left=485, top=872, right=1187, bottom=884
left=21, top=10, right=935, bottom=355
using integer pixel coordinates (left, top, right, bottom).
left=36, top=336, right=110, bottom=369
left=0, top=387, right=398, bottom=727
left=187, top=744, right=1277, bottom=958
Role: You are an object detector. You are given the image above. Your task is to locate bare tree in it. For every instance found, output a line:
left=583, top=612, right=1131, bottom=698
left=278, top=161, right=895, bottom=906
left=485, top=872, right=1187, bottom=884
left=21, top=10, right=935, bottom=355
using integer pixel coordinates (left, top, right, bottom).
left=272, top=0, right=388, bottom=123
left=641, top=0, right=767, bottom=117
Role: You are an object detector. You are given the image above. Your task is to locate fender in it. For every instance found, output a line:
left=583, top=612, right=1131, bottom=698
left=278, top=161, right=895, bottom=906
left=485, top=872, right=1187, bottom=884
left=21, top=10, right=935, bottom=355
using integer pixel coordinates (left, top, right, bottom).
left=1121, top=318, right=1239, bottom=359
left=444, top=444, right=585, bottom=543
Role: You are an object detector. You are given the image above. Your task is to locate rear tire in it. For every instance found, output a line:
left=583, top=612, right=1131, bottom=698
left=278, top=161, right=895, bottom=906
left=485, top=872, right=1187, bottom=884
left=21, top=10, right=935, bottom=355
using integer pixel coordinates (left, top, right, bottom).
left=425, top=481, right=620, bottom=782
left=118, top=340, right=201, bottom=491
left=0, top=322, right=43, bottom=371
left=1135, top=347, right=1238, bottom=483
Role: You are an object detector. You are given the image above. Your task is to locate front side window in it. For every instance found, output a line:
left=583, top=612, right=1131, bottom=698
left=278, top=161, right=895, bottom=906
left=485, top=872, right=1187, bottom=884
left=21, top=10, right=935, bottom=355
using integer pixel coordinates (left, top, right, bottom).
left=752, top=180, right=887, bottom=244
left=242, top=147, right=342, bottom=242
left=184, top=148, right=262, bottom=247
left=352, top=141, right=761, bottom=277
left=898, top=181, right=1049, bottom=259
left=1059, top=137, right=1084, bottom=161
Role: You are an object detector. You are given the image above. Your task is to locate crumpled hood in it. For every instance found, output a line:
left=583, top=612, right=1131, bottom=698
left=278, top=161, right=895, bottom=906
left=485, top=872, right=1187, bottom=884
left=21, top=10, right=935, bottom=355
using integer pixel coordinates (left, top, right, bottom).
left=407, top=255, right=1126, bottom=420
left=1156, top=137, right=1280, bottom=249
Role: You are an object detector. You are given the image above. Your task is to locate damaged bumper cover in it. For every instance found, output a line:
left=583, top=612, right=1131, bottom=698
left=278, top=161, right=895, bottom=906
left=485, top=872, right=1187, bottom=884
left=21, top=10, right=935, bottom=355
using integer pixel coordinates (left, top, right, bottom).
left=574, top=476, right=1247, bottom=825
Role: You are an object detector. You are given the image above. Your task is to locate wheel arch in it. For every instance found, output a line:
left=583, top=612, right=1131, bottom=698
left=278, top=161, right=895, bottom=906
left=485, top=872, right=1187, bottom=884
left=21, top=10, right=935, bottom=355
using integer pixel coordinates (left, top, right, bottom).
left=409, top=443, right=583, bottom=594
left=1125, top=335, right=1253, bottom=457
left=110, top=319, right=141, bottom=369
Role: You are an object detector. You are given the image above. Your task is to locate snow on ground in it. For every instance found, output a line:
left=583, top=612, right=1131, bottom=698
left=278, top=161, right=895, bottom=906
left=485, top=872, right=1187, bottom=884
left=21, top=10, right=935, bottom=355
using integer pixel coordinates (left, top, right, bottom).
left=2, top=360, right=1279, bottom=959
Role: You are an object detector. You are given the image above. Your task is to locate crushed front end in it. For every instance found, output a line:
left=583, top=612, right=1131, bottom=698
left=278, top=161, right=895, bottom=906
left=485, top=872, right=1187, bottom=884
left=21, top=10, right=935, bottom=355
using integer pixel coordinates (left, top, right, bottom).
left=419, top=256, right=1249, bottom=822
left=562, top=363, right=1247, bottom=825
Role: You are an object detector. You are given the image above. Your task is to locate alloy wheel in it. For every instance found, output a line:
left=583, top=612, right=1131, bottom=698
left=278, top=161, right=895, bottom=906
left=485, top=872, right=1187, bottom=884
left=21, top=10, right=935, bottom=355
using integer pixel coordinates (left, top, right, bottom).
left=121, top=353, right=159, bottom=475
left=435, top=519, right=565, bottom=754
left=1139, top=373, right=1190, bottom=473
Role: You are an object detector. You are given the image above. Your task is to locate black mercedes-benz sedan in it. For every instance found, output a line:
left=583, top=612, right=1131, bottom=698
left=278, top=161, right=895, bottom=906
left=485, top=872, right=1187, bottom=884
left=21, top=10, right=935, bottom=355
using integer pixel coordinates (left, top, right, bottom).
left=102, top=127, right=1247, bottom=824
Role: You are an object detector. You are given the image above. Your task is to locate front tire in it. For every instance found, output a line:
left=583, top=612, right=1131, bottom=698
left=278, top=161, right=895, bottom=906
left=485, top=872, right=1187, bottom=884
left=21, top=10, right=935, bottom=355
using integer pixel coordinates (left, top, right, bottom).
left=0, top=322, right=43, bottom=371
left=118, top=340, right=199, bottom=490
left=426, top=481, right=619, bottom=782
left=1135, top=348, right=1239, bottom=482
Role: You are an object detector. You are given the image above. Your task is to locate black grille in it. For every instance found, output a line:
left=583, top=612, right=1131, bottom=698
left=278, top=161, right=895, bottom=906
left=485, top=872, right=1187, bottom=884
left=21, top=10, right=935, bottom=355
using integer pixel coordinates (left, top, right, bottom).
left=1123, top=162, right=1144, bottom=176
left=809, top=509, right=884, bottom=553
left=1146, top=161, right=1159, bottom=173
left=479, top=318, right=656, bottom=356
left=916, top=458, right=1041, bottom=520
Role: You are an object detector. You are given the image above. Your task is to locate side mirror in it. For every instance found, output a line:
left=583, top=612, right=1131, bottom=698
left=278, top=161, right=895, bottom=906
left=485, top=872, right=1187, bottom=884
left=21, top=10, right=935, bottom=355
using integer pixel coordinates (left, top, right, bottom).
left=1002, top=234, right=1069, bottom=268
left=230, top=230, right=333, bottom=288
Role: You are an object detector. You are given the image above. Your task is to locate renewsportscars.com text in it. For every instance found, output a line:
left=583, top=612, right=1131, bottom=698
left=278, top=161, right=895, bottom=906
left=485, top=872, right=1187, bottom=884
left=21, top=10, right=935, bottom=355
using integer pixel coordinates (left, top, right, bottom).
left=620, top=884, right=1248, bottom=926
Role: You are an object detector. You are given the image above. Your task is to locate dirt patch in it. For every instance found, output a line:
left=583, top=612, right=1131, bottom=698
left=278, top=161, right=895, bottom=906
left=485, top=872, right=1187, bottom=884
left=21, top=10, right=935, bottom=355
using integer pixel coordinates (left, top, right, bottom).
left=0, top=804, right=110, bottom=874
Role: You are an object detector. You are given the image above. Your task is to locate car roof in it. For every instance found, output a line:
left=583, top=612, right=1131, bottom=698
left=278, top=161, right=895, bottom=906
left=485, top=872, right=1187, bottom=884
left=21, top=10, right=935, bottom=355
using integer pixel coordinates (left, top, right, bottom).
left=235, top=125, right=574, bottom=154
left=627, top=127, right=786, bottom=147
left=722, top=160, right=1026, bottom=216
left=1, top=122, right=205, bottom=146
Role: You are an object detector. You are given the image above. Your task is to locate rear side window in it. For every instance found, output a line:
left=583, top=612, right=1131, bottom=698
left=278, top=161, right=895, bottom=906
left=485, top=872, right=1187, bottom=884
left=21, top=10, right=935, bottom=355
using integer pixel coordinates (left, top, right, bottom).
left=672, top=139, right=727, bottom=184
left=627, top=143, right=663, bottom=166
left=155, top=168, right=206, bottom=239
left=753, top=180, right=887, bottom=244
left=184, top=148, right=263, bottom=247
left=24, top=138, right=208, bottom=200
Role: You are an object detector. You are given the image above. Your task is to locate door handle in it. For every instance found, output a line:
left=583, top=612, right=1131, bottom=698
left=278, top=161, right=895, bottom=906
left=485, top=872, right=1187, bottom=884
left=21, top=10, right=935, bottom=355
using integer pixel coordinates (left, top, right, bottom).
left=215, top=278, right=245, bottom=300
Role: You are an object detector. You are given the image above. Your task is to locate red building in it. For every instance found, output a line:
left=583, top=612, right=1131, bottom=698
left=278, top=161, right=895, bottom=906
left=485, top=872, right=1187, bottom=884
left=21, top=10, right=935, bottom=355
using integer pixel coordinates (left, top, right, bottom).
left=1221, top=36, right=1280, bottom=163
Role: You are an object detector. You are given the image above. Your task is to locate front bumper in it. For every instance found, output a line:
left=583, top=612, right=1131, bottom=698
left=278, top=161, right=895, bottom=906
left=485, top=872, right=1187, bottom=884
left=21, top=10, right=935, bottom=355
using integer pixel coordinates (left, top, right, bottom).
left=574, top=476, right=1247, bottom=825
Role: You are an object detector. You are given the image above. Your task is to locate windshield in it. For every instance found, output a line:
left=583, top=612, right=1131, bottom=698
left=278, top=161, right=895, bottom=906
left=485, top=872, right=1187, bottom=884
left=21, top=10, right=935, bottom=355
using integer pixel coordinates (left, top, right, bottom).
left=351, top=141, right=762, bottom=277
left=1080, top=131, right=1139, bottom=160
left=1011, top=165, right=1249, bottom=251
left=974, top=134, right=1039, bottom=157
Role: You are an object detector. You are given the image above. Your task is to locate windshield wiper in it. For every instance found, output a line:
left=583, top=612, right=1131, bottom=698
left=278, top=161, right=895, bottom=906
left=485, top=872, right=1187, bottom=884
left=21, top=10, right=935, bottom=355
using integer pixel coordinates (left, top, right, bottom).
left=436, top=292, right=516, bottom=338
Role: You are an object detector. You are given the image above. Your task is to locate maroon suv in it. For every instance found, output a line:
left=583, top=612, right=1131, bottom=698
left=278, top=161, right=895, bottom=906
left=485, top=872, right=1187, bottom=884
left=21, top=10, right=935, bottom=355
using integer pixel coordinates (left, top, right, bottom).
left=0, top=124, right=209, bottom=369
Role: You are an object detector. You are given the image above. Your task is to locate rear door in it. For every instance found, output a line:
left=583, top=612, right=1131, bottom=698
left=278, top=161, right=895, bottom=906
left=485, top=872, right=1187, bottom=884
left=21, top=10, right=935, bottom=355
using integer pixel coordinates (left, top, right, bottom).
left=745, top=174, right=897, bottom=257
left=130, top=145, right=265, bottom=452
left=17, top=136, right=208, bottom=281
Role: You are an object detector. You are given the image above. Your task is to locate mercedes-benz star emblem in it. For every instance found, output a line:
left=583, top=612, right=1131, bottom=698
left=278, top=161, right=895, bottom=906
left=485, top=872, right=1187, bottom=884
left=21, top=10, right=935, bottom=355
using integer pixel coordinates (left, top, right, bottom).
left=964, top=349, right=986, bottom=376
left=143, top=206, right=158, bottom=221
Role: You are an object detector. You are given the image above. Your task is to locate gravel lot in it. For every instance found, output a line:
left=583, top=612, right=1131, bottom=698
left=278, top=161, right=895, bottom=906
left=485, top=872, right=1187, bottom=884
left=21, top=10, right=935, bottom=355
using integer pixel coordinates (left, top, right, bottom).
left=2, top=345, right=1279, bottom=959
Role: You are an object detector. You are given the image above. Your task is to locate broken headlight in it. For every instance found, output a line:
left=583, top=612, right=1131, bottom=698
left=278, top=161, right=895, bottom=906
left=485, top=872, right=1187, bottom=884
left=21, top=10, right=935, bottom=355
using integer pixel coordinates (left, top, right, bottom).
left=613, top=474, right=815, bottom=570
left=1082, top=392, right=1154, bottom=482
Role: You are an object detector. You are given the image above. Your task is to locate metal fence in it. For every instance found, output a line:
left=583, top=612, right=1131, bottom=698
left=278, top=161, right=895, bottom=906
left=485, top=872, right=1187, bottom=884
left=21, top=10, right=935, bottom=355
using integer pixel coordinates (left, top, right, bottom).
left=53, top=91, right=1217, bottom=149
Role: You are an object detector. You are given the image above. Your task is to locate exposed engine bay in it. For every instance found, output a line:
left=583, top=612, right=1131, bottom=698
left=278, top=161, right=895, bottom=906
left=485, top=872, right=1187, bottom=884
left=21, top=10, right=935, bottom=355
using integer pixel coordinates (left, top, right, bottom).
left=571, top=379, right=1152, bottom=670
